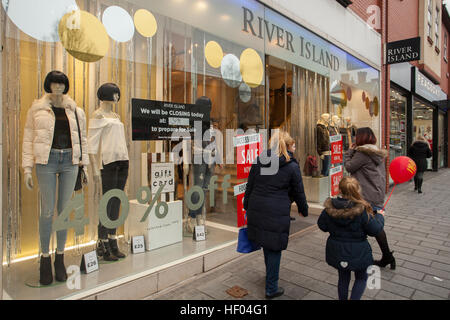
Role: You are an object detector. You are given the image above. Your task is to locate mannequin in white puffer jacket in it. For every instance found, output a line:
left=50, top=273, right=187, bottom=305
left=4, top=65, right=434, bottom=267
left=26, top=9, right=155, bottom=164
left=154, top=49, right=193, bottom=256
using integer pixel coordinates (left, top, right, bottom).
left=21, top=71, right=89, bottom=286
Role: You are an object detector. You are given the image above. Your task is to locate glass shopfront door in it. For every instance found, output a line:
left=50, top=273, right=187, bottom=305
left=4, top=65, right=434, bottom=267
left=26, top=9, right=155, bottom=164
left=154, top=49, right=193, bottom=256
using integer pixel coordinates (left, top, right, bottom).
left=413, top=99, right=434, bottom=170
left=390, top=88, right=407, bottom=160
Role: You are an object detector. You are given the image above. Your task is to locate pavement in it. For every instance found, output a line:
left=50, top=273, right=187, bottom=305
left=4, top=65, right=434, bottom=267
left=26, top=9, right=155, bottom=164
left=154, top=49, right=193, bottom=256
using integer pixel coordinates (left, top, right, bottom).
left=145, top=169, right=450, bottom=300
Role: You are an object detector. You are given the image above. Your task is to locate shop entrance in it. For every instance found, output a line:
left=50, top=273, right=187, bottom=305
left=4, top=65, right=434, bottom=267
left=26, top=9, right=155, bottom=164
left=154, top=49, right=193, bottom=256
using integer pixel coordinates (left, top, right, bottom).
left=413, top=99, right=434, bottom=170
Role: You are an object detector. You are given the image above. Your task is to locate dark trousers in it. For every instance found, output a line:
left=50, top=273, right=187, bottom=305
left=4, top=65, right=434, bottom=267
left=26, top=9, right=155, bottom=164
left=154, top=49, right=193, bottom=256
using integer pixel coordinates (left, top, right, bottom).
left=372, top=205, right=392, bottom=258
left=338, top=269, right=368, bottom=300
left=321, top=155, right=331, bottom=176
left=99, top=160, right=129, bottom=239
left=263, top=247, right=282, bottom=295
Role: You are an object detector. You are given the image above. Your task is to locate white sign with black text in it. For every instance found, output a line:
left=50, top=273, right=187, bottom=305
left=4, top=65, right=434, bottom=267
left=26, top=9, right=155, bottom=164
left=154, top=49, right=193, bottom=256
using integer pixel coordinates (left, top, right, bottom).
left=194, top=225, right=206, bottom=241
left=80, top=251, right=99, bottom=274
left=151, top=162, right=175, bottom=194
left=132, top=235, right=146, bottom=254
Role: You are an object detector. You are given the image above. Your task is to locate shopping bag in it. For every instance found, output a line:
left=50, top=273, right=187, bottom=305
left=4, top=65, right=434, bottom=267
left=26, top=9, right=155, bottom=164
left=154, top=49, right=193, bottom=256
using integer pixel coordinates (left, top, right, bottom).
left=237, top=227, right=261, bottom=253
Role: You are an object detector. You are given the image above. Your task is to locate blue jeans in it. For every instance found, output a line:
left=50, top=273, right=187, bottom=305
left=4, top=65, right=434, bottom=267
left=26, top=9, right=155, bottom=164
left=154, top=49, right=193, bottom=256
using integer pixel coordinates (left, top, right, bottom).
left=188, top=164, right=213, bottom=218
left=263, top=247, right=282, bottom=295
left=36, top=149, right=78, bottom=254
left=338, top=269, right=368, bottom=300
left=321, top=155, right=331, bottom=176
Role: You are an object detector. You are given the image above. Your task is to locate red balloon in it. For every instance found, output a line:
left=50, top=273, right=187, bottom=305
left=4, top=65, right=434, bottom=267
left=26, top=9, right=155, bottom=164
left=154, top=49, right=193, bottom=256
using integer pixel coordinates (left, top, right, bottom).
left=389, top=156, right=417, bottom=184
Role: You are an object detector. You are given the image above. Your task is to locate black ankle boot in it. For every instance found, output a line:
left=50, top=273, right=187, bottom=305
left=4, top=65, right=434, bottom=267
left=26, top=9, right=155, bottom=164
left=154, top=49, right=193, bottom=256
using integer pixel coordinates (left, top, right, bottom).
left=418, top=179, right=423, bottom=194
left=40, top=255, right=53, bottom=286
left=97, top=239, right=118, bottom=261
left=414, top=177, right=418, bottom=191
left=373, top=251, right=396, bottom=270
left=109, top=238, right=126, bottom=259
left=54, top=253, right=67, bottom=282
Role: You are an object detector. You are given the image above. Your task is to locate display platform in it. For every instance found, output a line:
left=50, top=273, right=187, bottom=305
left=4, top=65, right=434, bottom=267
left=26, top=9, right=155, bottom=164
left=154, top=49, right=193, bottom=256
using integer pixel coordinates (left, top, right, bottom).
left=2, top=226, right=237, bottom=300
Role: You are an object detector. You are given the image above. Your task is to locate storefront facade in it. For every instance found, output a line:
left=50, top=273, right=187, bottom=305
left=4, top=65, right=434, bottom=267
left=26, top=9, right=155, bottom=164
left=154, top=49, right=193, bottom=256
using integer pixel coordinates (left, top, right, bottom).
left=1, top=0, right=381, bottom=299
left=390, top=62, right=448, bottom=176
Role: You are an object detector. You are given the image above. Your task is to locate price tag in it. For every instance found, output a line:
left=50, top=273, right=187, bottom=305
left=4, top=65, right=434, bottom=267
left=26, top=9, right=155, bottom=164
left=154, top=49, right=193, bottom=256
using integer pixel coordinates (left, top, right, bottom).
left=194, top=225, right=206, bottom=242
left=80, top=250, right=99, bottom=274
left=132, top=235, right=146, bottom=254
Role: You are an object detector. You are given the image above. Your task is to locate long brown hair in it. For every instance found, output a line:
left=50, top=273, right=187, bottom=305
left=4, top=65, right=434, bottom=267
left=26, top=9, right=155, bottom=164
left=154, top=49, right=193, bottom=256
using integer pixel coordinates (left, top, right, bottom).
left=339, top=177, right=374, bottom=215
left=269, top=130, right=295, bottom=162
left=355, top=127, right=377, bottom=146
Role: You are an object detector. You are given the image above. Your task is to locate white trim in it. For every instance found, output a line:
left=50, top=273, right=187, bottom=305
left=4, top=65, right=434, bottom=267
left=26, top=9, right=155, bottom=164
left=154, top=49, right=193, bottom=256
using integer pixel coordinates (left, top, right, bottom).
left=63, top=240, right=237, bottom=300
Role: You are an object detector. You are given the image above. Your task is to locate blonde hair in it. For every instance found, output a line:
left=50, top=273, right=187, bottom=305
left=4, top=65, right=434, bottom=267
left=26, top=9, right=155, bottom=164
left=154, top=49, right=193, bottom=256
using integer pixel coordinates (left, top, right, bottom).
left=416, top=135, right=426, bottom=142
left=269, top=130, right=295, bottom=162
left=339, top=177, right=374, bottom=215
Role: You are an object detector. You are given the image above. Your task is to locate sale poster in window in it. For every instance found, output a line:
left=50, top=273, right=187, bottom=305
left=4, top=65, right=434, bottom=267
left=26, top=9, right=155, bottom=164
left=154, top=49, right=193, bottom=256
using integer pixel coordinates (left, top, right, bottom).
left=235, top=134, right=262, bottom=180
left=234, top=182, right=248, bottom=228
left=330, top=134, right=343, bottom=165
left=330, top=165, right=344, bottom=197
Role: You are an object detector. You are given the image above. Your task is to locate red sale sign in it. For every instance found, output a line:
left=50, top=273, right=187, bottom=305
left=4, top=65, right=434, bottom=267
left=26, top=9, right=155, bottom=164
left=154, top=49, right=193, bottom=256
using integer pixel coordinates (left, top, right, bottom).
left=330, top=134, right=343, bottom=165
left=330, top=165, right=344, bottom=197
left=236, top=134, right=262, bottom=180
left=234, top=183, right=248, bottom=227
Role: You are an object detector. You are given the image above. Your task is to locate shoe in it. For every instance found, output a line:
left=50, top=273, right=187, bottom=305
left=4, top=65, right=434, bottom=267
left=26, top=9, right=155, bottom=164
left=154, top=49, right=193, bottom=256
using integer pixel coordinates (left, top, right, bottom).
left=97, top=239, right=118, bottom=261
left=373, top=251, right=396, bottom=270
left=417, top=178, right=423, bottom=194
left=186, top=217, right=196, bottom=233
left=265, top=287, right=284, bottom=299
left=39, top=255, right=53, bottom=286
left=109, top=238, right=126, bottom=259
left=54, top=253, right=67, bottom=282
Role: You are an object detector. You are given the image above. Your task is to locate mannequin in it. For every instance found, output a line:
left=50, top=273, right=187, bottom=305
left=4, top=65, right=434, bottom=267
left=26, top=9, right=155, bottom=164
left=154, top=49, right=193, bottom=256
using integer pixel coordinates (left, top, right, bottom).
left=88, top=83, right=129, bottom=261
left=187, top=96, right=219, bottom=233
left=316, top=113, right=331, bottom=176
left=340, top=117, right=357, bottom=151
left=329, top=115, right=340, bottom=136
left=22, top=70, right=89, bottom=286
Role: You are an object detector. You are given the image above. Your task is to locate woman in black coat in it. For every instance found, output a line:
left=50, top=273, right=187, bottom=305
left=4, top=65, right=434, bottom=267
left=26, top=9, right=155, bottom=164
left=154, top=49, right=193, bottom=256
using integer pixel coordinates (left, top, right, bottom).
left=318, top=177, right=384, bottom=300
left=408, top=136, right=432, bottom=194
left=244, top=131, right=308, bottom=299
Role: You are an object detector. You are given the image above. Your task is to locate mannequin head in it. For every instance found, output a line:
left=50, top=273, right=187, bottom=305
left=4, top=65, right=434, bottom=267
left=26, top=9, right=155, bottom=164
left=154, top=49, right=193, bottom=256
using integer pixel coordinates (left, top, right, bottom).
left=97, top=83, right=121, bottom=103
left=44, top=71, right=69, bottom=95
left=318, top=113, right=330, bottom=125
left=331, top=115, right=340, bottom=126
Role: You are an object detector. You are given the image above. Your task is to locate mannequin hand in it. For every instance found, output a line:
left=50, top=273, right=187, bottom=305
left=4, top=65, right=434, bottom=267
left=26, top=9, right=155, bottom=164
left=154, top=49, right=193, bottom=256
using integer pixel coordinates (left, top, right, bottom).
left=82, top=167, right=89, bottom=185
left=183, top=164, right=190, bottom=175
left=320, top=154, right=325, bottom=160
left=24, top=173, right=34, bottom=190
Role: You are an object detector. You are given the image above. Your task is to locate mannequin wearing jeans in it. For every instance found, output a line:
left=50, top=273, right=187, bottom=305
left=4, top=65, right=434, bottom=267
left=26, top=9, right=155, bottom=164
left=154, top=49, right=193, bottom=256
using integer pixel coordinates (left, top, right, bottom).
left=89, top=83, right=129, bottom=261
left=22, top=71, right=89, bottom=285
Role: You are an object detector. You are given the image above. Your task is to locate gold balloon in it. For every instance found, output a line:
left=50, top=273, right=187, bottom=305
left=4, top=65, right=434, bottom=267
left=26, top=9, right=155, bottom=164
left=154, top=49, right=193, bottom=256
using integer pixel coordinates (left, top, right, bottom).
left=59, top=10, right=109, bottom=63
left=134, top=9, right=157, bottom=38
left=205, top=41, right=223, bottom=69
left=240, top=48, right=264, bottom=88
left=373, top=96, right=379, bottom=117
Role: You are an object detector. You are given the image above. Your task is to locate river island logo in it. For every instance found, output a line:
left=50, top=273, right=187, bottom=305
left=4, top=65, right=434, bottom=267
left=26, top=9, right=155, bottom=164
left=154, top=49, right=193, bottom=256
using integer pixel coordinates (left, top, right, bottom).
left=242, top=7, right=340, bottom=72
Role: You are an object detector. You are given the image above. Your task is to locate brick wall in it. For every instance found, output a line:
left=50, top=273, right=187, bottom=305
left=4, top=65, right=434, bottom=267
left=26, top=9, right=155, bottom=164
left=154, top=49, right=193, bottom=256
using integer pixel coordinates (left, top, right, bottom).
left=349, top=0, right=382, bottom=32
left=441, top=26, right=449, bottom=95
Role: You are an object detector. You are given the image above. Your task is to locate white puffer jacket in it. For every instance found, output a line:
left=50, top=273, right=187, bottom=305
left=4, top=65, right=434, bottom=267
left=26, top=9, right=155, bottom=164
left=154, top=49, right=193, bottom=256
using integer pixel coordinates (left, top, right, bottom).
left=22, top=94, right=89, bottom=174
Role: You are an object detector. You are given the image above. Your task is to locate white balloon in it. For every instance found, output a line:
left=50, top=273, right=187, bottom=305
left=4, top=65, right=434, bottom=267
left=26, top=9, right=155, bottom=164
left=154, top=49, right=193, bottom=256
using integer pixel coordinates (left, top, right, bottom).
left=1, top=0, right=78, bottom=42
left=221, top=54, right=242, bottom=88
left=102, top=6, right=134, bottom=43
left=239, top=82, right=251, bottom=103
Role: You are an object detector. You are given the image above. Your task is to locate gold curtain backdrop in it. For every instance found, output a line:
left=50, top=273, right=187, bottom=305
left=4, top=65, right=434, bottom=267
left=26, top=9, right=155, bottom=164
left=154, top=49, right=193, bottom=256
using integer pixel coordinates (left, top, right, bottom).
left=290, top=66, right=330, bottom=174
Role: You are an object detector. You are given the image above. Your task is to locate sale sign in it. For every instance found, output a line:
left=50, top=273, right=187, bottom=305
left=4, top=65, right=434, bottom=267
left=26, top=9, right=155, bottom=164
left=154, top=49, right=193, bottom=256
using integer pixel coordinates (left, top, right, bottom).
left=235, top=134, right=262, bottom=179
left=330, top=165, right=344, bottom=197
left=330, top=134, right=343, bottom=165
left=234, top=183, right=248, bottom=227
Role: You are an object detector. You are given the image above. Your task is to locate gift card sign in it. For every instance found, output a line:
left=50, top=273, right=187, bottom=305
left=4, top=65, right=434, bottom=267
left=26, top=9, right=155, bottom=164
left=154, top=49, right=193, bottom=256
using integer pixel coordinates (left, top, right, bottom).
left=80, top=250, right=99, bottom=274
left=132, top=235, right=145, bottom=254
left=194, top=225, right=206, bottom=241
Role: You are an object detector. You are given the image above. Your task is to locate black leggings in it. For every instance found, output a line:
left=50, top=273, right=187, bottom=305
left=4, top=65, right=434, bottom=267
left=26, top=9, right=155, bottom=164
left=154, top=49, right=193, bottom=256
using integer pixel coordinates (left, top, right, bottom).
left=99, top=160, right=129, bottom=239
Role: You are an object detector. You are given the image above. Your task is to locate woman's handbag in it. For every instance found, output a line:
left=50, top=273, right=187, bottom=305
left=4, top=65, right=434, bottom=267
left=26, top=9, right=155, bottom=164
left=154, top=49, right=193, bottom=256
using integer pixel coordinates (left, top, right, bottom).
left=74, top=110, right=86, bottom=191
left=237, top=227, right=261, bottom=253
